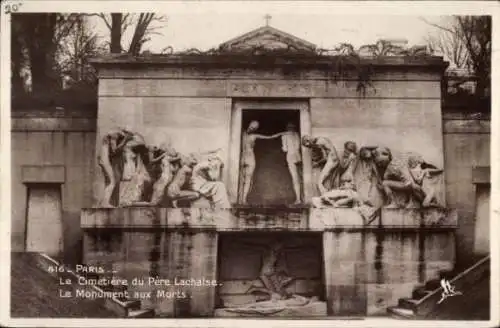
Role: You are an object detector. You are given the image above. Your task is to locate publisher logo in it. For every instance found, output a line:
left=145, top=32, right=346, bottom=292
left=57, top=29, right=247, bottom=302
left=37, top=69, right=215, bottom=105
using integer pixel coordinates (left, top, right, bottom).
left=437, top=279, right=463, bottom=304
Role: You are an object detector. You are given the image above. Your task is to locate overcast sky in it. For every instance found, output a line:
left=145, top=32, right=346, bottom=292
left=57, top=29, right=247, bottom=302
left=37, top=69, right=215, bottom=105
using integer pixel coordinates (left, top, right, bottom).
left=88, top=14, right=450, bottom=53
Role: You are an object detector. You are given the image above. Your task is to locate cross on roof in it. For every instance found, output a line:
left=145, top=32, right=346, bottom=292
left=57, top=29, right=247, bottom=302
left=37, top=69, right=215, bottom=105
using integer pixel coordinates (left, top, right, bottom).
left=264, top=14, right=272, bottom=26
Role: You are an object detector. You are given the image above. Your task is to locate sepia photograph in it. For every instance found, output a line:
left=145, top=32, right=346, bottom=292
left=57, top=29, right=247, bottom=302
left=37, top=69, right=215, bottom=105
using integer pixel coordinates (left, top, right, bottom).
left=1, top=1, right=498, bottom=326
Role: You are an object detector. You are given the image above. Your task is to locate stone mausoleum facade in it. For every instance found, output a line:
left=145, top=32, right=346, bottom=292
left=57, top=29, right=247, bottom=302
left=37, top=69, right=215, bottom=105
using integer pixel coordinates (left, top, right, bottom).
left=11, top=26, right=491, bottom=318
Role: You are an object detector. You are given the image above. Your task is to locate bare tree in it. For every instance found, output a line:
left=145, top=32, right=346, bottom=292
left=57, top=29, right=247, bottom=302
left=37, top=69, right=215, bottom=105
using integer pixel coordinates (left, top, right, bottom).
left=91, top=13, right=167, bottom=54
left=11, top=13, right=81, bottom=98
left=11, top=13, right=108, bottom=110
left=424, top=18, right=468, bottom=69
left=58, top=15, right=104, bottom=87
left=11, top=14, right=28, bottom=97
left=422, top=16, right=491, bottom=98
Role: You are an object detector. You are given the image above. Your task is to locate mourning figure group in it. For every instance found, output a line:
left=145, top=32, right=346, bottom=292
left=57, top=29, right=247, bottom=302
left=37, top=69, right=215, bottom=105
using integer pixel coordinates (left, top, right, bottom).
left=301, top=135, right=444, bottom=211
left=98, top=128, right=230, bottom=209
left=97, top=127, right=444, bottom=211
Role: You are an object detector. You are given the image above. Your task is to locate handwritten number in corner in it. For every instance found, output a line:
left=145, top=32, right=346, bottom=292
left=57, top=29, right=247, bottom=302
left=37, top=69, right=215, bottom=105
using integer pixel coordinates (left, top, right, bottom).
left=4, top=2, right=23, bottom=15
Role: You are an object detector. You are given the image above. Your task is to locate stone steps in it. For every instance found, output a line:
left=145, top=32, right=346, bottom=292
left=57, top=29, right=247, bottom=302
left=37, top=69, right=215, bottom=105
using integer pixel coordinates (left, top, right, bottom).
left=33, top=252, right=155, bottom=318
left=386, top=255, right=490, bottom=319
left=128, top=309, right=156, bottom=318
left=386, top=306, right=416, bottom=319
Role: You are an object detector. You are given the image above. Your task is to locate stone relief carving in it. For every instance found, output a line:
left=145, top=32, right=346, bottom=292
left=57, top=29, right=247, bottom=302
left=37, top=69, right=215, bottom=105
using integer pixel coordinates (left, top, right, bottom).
left=304, top=136, right=445, bottom=214
left=148, top=144, right=182, bottom=206
left=97, top=128, right=231, bottom=209
left=117, top=132, right=152, bottom=207
left=97, top=128, right=134, bottom=208
left=374, top=148, right=444, bottom=209
left=281, top=123, right=302, bottom=204
left=230, top=82, right=312, bottom=97
left=166, top=154, right=202, bottom=207
left=222, top=240, right=320, bottom=315
left=301, top=137, right=357, bottom=195
left=190, top=150, right=232, bottom=208
left=239, top=121, right=285, bottom=204
left=98, top=128, right=444, bottom=212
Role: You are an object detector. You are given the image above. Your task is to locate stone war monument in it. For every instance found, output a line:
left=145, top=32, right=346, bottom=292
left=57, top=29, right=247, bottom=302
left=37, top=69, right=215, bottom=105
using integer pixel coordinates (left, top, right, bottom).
left=81, top=23, right=457, bottom=318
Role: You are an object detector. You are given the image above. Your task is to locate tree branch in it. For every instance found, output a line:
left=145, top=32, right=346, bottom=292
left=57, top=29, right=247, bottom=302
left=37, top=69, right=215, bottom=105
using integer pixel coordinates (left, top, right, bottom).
left=419, top=17, right=455, bottom=34
left=97, top=13, right=112, bottom=30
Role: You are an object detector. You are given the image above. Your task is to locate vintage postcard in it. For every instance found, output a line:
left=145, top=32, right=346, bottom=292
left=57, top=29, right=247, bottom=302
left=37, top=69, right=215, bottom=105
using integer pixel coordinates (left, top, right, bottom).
left=0, top=1, right=498, bottom=327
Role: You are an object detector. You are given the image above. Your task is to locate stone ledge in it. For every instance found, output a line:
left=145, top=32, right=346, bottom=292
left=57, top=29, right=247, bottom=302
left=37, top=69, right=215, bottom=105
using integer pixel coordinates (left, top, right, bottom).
left=22, top=165, right=66, bottom=184
left=381, top=208, right=457, bottom=228
left=309, top=208, right=380, bottom=230
left=81, top=207, right=458, bottom=230
left=12, top=118, right=97, bottom=132
left=90, top=54, right=448, bottom=70
left=442, top=119, right=490, bottom=134
left=214, top=301, right=327, bottom=317
left=472, top=166, right=490, bottom=184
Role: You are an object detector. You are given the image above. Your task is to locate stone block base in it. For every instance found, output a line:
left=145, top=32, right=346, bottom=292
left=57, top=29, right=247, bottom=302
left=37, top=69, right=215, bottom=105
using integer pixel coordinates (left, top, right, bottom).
left=381, top=207, right=458, bottom=228
left=213, top=301, right=327, bottom=317
left=82, top=206, right=457, bottom=231
left=422, top=208, right=457, bottom=227
left=380, top=208, right=421, bottom=227
left=310, top=208, right=380, bottom=230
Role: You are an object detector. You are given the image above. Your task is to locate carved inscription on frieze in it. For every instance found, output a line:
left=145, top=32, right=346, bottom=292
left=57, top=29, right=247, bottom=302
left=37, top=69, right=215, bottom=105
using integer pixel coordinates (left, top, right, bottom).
left=229, top=82, right=312, bottom=97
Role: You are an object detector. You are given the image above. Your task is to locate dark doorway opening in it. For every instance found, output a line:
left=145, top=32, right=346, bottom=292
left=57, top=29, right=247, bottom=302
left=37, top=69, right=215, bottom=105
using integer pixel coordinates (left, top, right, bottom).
left=240, top=109, right=301, bottom=206
left=216, top=232, right=325, bottom=309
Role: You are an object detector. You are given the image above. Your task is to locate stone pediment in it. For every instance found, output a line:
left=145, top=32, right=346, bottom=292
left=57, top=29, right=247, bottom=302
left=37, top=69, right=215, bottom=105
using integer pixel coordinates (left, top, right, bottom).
left=219, top=26, right=317, bottom=53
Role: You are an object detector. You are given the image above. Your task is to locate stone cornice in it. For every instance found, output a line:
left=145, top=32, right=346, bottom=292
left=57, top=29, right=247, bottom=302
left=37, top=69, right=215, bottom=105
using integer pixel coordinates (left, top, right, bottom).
left=89, top=54, right=449, bottom=72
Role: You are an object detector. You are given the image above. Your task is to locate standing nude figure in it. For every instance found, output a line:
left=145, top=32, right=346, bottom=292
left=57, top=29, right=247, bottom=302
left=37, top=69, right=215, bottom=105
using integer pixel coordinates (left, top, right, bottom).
left=97, top=129, right=133, bottom=207
left=281, top=123, right=302, bottom=204
left=240, top=121, right=284, bottom=204
left=301, top=136, right=340, bottom=195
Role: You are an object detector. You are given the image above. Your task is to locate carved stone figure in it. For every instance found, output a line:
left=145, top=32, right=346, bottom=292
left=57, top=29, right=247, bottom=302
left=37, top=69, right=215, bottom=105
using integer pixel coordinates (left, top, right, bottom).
left=301, top=135, right=339, bottom=194
left=118, top=132, right=152, bottom=206
left=372, top=147, right=436, bottom=208
left=373, top=147, right=413, bottom=208
left=247, top=242, right=294, bottom=299
left=97, top=128, right=134, bottom=207
left=353, top=146, right=382, bottom=206
left=302, top=137, right=357, bottom=195
left=240, top=121, right=284, bottom=204
left=407, top=155, right=444, bottom=207
left=312, top=178, right=376, bottom=209
left=281, top=123, right=302, bottom=204
left=338, top=141, right=358, bottom=185
left=148, top=144, right=182, bottom=206
left=223, top=240, right=319, bottom=315
left=191, top=152, right=231, bottom=208
left=166, top=153, right=201, bottom=207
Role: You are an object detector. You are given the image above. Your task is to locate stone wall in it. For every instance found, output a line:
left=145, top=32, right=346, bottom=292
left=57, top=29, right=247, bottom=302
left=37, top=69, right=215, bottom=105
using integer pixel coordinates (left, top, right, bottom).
left=10, top=65, right=490, bottom=269
left=80, top=207, right=456, bottom=317
left=323, top=230, right=455, bottom=316
left=11, top=112, right=96, bottom=264
left=95, top=65, right=445, bottom=202
left=442, top=113, right=491, bottom=264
